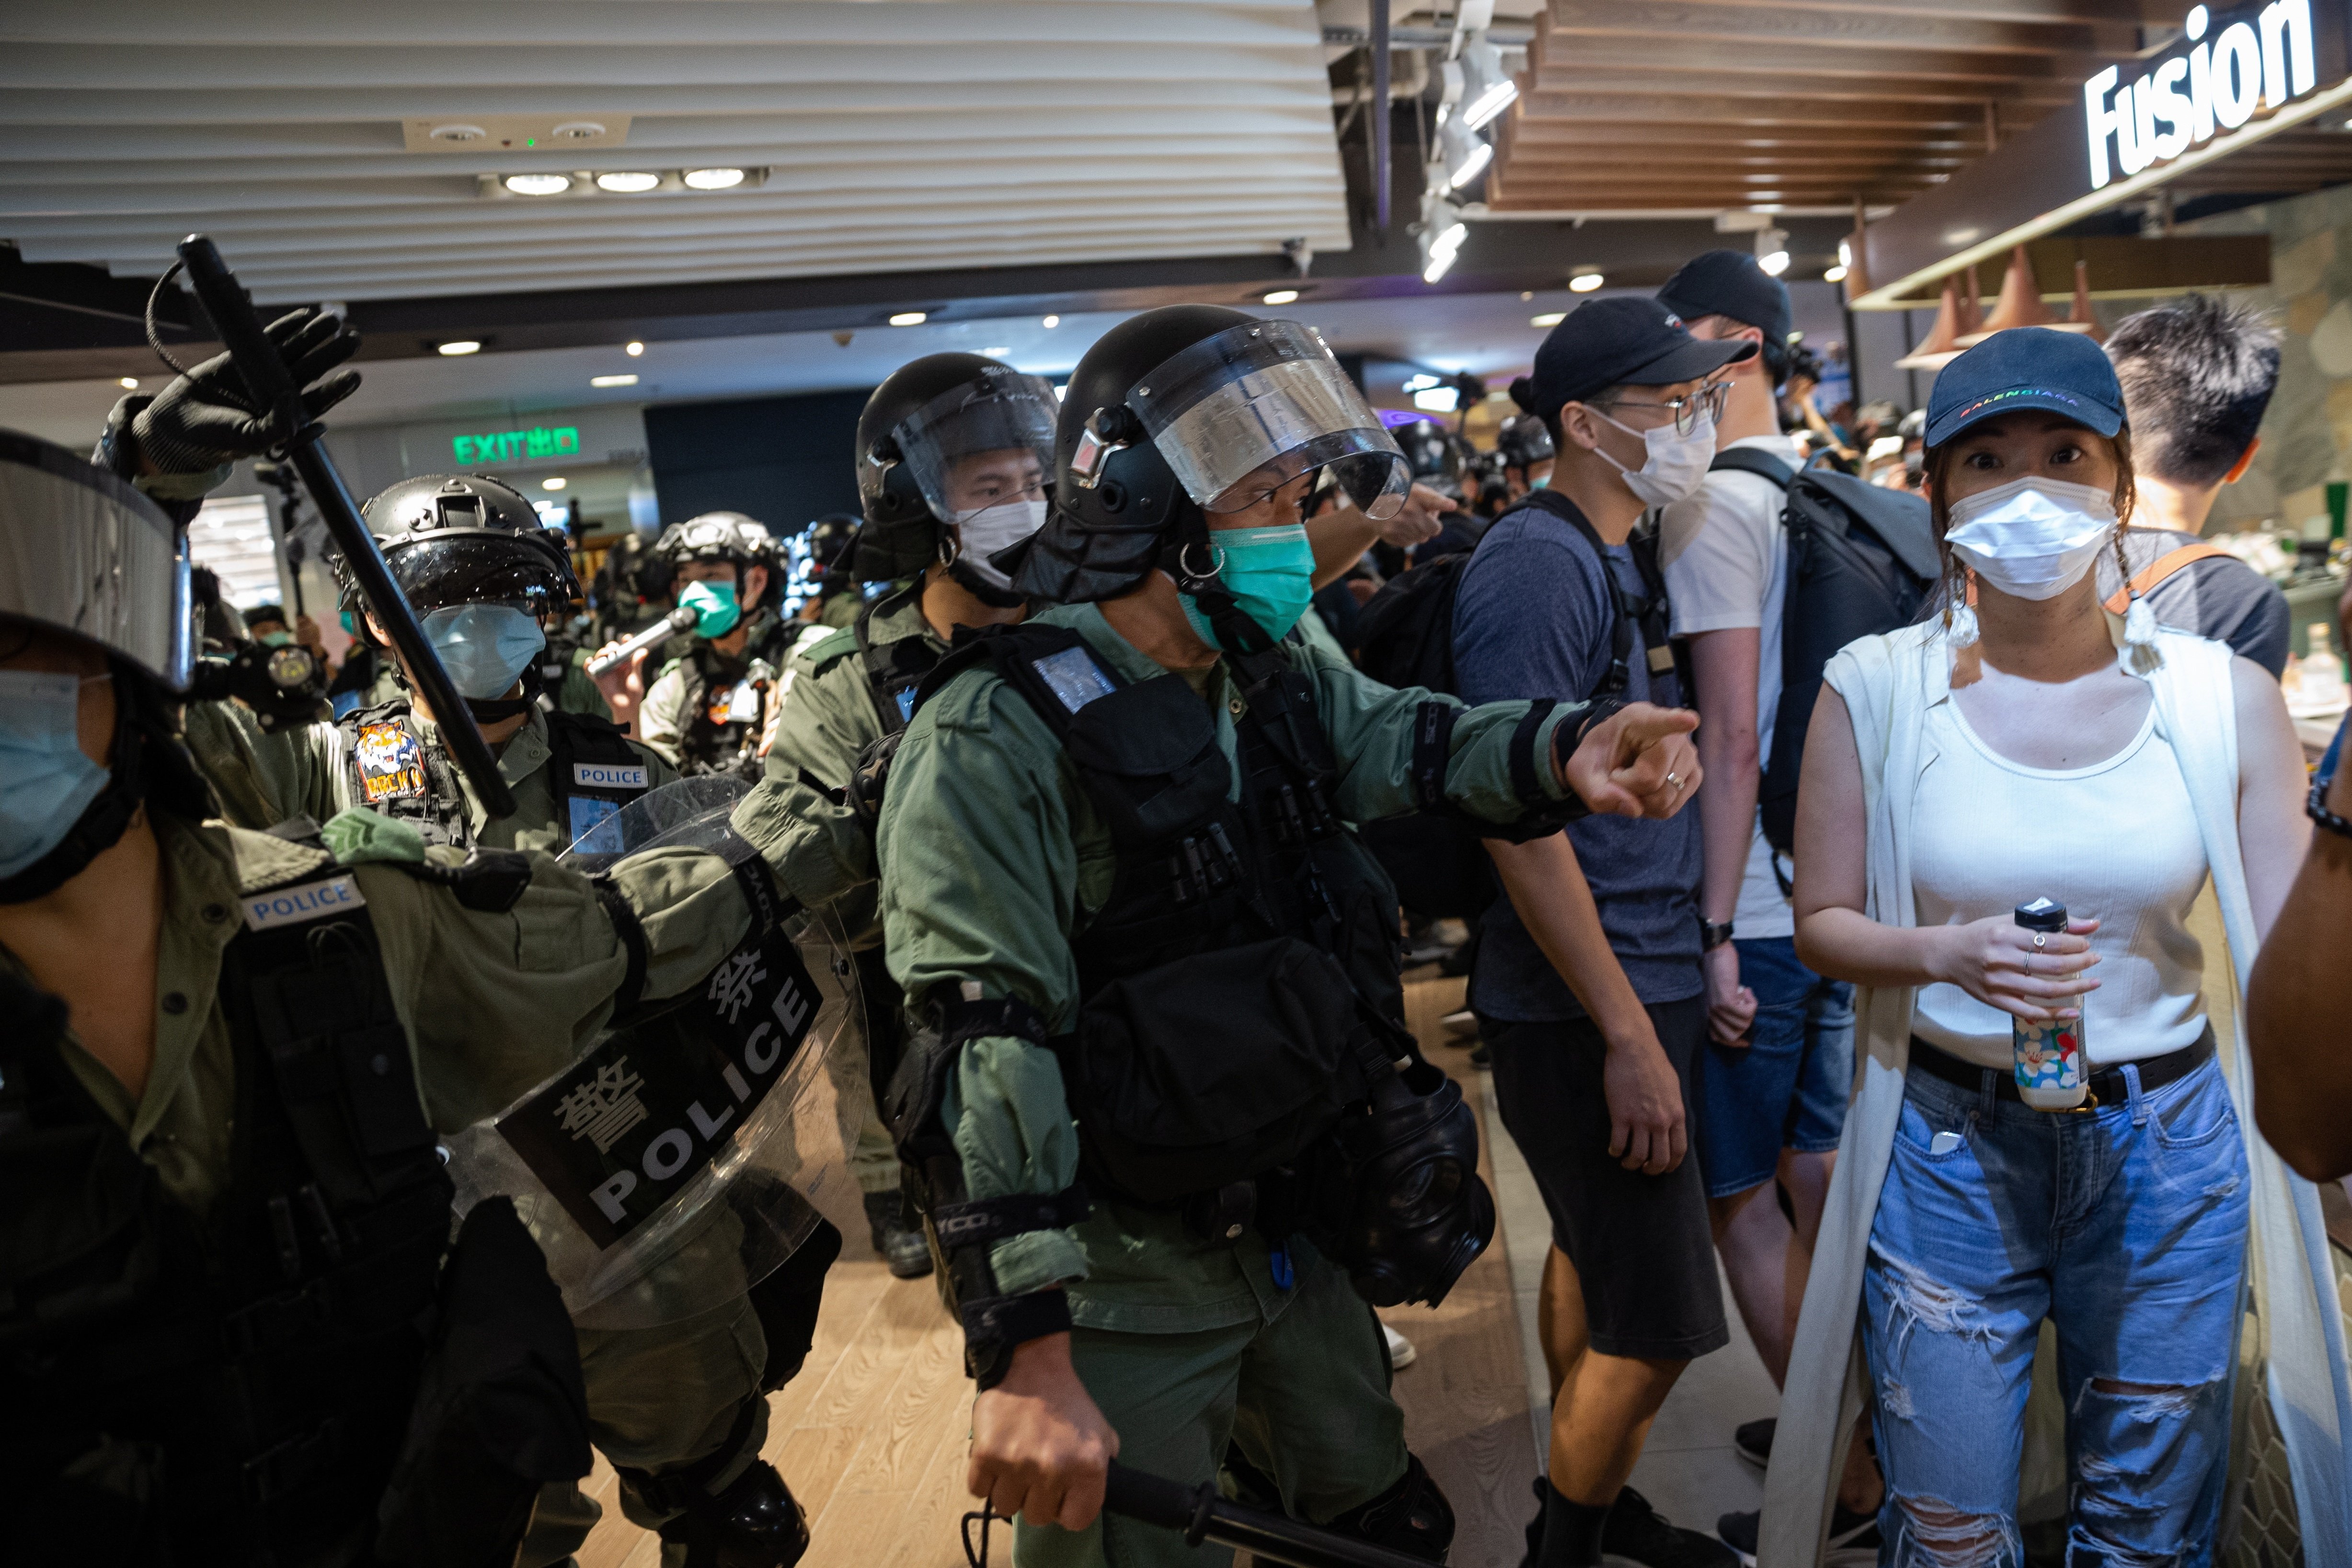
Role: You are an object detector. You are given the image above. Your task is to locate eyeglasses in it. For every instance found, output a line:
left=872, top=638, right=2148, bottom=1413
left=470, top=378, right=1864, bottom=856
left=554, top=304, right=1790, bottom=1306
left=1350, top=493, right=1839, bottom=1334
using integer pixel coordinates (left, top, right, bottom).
left=1593, top=380, right=1731, bottom=437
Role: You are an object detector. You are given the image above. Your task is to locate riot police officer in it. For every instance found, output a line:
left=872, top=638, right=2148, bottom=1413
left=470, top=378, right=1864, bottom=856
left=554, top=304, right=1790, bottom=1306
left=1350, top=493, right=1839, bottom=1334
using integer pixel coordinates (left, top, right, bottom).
left=749, top=352, right=1058, bottom=1276
left=797, top=511, right=866, bottom=629
left=636, top=514, right=794, bottom=778
left=186, top=474, right=672, bottom=855
left=1494, top=410, right=1558, bottom=502
left=0, top=426, right=807, bottom=1567
left=873, top=306, right=1703, bottom=1568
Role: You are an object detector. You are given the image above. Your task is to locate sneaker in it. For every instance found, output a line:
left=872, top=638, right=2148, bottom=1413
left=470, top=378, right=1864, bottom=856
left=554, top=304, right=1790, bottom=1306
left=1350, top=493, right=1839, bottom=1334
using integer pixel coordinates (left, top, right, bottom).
left=1734, top=1417, right=1774, bottom=1470
left=1382, top=1321, right=1418, bottom=1369
left=1601, top=1487, right=1736, bottom=1567
left=864, top=1189, right=934, bottom=1279
left=1715, top=1502, right=1880, bottom=1568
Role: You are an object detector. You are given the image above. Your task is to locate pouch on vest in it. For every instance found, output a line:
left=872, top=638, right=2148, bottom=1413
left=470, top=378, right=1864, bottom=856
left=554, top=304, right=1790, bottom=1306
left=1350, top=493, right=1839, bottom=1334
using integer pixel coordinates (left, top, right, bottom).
left=1064, top=935, right=1370, bottom=1203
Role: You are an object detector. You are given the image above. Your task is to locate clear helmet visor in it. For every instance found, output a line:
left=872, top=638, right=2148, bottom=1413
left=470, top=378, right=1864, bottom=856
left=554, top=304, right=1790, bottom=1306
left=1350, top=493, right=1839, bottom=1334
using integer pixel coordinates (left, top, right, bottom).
left=889, top=367, right=1059, bottom=520
left=1128, top=320, right=1411, bottom=519
left=0, top=429, right=193, bottom=690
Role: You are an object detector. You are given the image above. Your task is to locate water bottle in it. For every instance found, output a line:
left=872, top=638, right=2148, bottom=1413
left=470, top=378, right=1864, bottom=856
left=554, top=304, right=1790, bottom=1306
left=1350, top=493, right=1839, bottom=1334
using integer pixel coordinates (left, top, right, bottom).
left=2013, top=898, right=2086, bottom=1110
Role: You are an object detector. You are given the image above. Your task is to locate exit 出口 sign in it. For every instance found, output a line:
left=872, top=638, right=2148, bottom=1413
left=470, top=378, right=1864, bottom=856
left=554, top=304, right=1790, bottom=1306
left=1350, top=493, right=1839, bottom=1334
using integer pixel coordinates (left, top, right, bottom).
left=453, top=425, right=582, bottom=466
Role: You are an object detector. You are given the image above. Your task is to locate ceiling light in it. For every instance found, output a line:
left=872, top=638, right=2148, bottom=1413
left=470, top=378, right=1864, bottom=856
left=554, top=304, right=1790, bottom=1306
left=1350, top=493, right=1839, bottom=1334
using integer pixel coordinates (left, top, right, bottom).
left=1041, top=314, right=1061, bottom=328
left=542, top=477, right=567, bottom=491
left=503, top=173, right=572, bottom=196
left=625, top=341, right=644, bottom=356
left=1758, top=251, right=1790, bottom=277
left=982, top=346, right=1012, bottom=356
left=430, top=124, right=487, bottom=143
left=1263, top=288, right=1300, bottom=305
left=1823, top=263, right=1850, bottom=284
left=1436, top=117, right=1492, bottom=191
left=1569, top=271, right=1605, bottom=293
left=1530, top=311, right=1566, bottom=327
left=682, top=167, right=746, bottom=190
left=596, top=171, right=661, bottom=193
left=551, top=122, right=608, bottom=141
left=1402, top=373, right=1440, bottom=392
left=1412, top=387, right=1461, bottom=413
left=1420, top=195, right=1468, bottom=286
left=591, top=373, right=639, bottom=387
left=1838, top=240, right=1853, bottom=267
left=889, top=311, right=927, bottom=326
left=437, top=340, right=482, bottom=356
left=118, top=376, right=139, bottom=389
left=1457, top=32, right=1519, bottom=131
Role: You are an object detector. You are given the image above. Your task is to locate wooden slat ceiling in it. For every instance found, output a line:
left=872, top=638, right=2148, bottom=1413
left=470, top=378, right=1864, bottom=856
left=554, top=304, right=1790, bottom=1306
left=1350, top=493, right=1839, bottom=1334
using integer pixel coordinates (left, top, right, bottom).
left=1485, top=0, right=2265, bottom=214
left=0, top=0, right=1352, bottom=305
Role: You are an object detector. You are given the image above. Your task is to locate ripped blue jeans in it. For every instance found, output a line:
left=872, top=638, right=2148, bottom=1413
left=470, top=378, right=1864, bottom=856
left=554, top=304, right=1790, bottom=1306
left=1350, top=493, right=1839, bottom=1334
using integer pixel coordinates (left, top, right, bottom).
left=1861, top=1055, right=2249, bottom=1567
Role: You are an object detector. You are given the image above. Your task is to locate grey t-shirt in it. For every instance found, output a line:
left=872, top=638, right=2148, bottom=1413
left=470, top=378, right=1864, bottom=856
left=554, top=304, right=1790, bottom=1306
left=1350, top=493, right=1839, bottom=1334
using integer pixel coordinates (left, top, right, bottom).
left=2093, top=527, right=2289, bottom=676
left=1452, top=496, right=1703, bottom=1024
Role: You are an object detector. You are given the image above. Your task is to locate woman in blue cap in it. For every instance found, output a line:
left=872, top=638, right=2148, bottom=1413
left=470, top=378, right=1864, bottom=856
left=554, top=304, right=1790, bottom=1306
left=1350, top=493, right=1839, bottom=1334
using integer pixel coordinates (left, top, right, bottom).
left=1757, top=327, right=2351, bottom=1565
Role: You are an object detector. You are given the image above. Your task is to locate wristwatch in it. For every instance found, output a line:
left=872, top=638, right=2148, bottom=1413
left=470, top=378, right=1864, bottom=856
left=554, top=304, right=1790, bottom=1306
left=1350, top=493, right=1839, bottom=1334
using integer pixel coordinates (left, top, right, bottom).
left=1699, top=917, right=1735, bottom=951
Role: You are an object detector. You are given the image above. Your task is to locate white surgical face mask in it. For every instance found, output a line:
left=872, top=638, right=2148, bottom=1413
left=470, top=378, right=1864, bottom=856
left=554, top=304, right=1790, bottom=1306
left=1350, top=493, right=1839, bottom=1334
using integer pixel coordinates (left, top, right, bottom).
left=1942, top=475, right=2117, bottom=601
left=949, top=498, right=1048, bottom=591
left=1591, top=406, right=1715, bottom=509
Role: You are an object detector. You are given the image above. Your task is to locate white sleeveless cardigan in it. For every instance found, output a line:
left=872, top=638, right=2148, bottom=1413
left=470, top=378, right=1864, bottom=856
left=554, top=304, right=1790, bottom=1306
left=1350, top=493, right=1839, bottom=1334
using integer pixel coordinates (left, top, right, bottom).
left=1758, top=619, right=2352, bottom=1567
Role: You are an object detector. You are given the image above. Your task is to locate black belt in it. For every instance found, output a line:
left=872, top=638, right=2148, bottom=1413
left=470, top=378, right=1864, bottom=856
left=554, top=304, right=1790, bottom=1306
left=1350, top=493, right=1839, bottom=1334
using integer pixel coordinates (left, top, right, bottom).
left=1908, top=1027, right=2215, bottom=1109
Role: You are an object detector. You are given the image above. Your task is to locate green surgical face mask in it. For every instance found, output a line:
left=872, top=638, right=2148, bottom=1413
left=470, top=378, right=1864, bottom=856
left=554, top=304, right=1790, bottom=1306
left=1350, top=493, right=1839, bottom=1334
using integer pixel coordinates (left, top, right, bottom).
left=257, top=630, right=294, bottom=648
left=677, top=579, right=742, bottom=638
left=1178, top=524, right=1317, bottom=651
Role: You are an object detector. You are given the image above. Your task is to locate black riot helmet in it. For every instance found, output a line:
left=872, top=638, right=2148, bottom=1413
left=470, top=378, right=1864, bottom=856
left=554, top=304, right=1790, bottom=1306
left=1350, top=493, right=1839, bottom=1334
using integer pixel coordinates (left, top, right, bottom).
left=849, top=354, right=1058, bottom=588
left=1494, top=412, right=1557, bottom=473
left=805, top=512, right=860, bottom=581
left=654, top=510, right=776, bottom=575
left=1012, top=307, right=1410, bottom=647
left=343, top=473, right=578, bottom=635
left=1389, top=418, right=1473, bottom=501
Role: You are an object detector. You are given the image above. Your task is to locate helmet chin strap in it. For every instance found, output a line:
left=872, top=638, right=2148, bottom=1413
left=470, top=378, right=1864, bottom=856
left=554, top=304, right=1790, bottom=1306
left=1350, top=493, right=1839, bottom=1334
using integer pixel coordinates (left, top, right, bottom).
left=1163, top=515, right=1274, bottom=656
left=938, top=536, right=1029, bottom=610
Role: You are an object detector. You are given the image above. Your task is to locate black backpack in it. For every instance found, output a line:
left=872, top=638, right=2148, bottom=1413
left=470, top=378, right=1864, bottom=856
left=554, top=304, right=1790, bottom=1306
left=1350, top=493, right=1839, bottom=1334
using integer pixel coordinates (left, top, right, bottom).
left=1710, top=450, right=1938, bottom=853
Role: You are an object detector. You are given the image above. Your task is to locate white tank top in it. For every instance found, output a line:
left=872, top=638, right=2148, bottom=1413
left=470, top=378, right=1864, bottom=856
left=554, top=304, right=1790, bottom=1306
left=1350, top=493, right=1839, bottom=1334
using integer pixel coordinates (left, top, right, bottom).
left=1910, top=696, right=2209, bottom=1068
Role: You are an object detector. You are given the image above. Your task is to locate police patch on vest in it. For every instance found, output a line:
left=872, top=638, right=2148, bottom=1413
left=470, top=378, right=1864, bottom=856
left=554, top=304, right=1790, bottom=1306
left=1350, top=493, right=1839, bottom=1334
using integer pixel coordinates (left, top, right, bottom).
left=242, top=873, right=366, bottom=931
left=1032, top=646, right=1116, bottom=712
left=354, top=721, right=427, bottom=803
left=572, top=760, right=649, bottom=790
left=494, top=927, right=821, bottom=1249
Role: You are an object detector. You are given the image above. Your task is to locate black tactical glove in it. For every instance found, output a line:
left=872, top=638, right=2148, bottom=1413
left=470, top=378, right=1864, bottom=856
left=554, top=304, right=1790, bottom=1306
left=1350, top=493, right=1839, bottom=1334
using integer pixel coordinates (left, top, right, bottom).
left=129, top=307, right=361, bottom=476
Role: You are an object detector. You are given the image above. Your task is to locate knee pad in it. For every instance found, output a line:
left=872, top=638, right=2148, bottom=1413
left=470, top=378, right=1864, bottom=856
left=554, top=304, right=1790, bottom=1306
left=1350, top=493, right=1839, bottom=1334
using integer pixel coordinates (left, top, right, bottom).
left=1325, top=1453, right=1454, bottom=1564
left=649, top=1459, right=810, bottom=1568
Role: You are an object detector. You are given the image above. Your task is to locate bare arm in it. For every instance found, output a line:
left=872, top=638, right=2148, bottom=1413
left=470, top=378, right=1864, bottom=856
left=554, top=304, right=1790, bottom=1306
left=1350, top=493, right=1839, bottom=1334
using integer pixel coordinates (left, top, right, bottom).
left=1791, top=686, right=2099, bottom=1019
left=2243, top=660, right=2351, bottom=1179
left=1688, top=627, right=1763, bottom=1045
left=1486, top=833, right=1688, bottom=1172
left=2231, top=655, right=2309, bottom=943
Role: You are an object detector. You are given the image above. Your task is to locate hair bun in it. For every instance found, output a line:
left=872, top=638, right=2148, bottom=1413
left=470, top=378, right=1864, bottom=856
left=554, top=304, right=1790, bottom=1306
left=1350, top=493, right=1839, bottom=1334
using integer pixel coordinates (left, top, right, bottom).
left=1508, top=375, right=1538, bottom=414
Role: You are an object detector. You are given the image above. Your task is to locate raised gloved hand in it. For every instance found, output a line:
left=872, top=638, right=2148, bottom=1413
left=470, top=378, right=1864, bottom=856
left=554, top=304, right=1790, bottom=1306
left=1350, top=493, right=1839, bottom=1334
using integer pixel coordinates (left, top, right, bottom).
left=130, top=307, right=361, bottom=476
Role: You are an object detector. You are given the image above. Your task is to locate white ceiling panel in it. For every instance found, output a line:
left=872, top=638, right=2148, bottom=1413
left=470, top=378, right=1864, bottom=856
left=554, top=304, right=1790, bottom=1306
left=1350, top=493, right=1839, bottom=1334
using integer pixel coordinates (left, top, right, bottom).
left=0, top=0, right=1352, bottom=303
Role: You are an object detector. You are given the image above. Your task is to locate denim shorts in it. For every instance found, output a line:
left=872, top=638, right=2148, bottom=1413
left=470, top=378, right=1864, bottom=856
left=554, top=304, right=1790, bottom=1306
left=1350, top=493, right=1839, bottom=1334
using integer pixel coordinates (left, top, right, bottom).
left=1693, top=935, right=1855, bottom=1198
left=1861, top=1054, right=2249, bottom=1565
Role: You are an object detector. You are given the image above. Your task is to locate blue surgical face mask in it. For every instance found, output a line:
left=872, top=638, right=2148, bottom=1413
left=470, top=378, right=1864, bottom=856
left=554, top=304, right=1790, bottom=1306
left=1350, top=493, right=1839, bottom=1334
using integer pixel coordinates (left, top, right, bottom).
left=677, top=579, right=742, bottom=639
left=1178, top=524, right=1317, bottom=651
left=421, top=603, right=546, bottom=701
left=0, top=670, right=110, bottom=880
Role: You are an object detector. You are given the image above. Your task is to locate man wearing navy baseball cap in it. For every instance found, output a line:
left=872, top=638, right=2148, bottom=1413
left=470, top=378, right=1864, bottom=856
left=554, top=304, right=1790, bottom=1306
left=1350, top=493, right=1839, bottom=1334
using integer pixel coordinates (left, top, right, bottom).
left=1467, top=297, right=1752, bottom=1568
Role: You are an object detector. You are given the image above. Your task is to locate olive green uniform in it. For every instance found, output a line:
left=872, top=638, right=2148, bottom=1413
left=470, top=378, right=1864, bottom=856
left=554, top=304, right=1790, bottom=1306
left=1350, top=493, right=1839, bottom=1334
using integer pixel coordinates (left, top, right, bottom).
left=179, top=701, right=804, bottom=1568
left=10, top=810, right=763, bottom=1563
left=876, top=602, right=1583, bottom=1568
left=186, top=700, right=675, bottom=855
left=761, top=585, right=943, bottom=1192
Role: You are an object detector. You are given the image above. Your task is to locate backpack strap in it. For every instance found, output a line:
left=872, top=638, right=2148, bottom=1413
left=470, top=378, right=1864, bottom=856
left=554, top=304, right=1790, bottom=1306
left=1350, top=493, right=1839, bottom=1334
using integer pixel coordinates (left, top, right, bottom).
left=854, top=587, right=942, bottom=738
left=1519, top=492, right=1641, bottom=698
left=2102, top=541, right=2231, bottom=615
left=1709, top=448, right=1795, bottom=489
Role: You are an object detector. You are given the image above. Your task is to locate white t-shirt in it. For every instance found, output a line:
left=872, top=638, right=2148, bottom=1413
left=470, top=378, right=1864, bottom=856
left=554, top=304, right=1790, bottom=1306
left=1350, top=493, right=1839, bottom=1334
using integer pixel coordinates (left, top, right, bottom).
left=1659, top=433, right=1801, bottom=939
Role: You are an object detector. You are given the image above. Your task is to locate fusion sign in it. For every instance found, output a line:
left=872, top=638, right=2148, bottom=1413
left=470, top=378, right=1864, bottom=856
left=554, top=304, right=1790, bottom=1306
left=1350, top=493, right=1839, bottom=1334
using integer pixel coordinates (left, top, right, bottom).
left=451, top=424, right=582, bottom=466
left=2085, top=0, right=2317, bottom=189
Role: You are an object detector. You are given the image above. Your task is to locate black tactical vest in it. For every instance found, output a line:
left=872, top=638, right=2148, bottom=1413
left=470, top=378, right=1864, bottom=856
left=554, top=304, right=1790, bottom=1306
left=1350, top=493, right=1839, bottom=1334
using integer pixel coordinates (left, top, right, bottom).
left=0, top=857, right=455, bottom=1563
left=913, top=625, right=1412, bottom=1205
left=340, top=699, right=652, bottom=850
left=669, top=616, right=793, bottom=778
left=852, top=585, right=943, bottom=739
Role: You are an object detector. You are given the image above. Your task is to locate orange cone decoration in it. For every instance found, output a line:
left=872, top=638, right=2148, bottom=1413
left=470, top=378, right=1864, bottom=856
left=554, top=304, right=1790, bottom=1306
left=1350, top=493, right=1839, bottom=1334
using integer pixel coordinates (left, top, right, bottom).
left=1960, top=246, right=2056, bottom=344
left=2067, top=258, right=2104, bottom=343
left=1894, top=276, right=1967, bottom=371
left=1957, top=263, right=1984, bottom=337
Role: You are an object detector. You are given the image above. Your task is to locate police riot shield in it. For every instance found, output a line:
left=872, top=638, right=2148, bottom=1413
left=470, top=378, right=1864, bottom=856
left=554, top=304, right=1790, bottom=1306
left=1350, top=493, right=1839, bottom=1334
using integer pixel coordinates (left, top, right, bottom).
left=446, top=777, right=866, bottom=1328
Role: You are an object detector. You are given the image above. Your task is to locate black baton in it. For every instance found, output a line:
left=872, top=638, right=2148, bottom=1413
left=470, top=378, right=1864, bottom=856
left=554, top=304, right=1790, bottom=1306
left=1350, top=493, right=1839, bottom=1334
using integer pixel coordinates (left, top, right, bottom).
left=174, top=234, right=518, bottom=819
left=1101, top=1462, right=1437, bottom=1568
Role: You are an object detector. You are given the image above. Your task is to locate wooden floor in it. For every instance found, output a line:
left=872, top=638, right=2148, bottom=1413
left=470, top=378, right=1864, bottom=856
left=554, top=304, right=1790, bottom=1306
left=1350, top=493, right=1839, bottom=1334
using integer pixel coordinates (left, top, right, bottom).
left=575, top=970, right=1538, bottom=1568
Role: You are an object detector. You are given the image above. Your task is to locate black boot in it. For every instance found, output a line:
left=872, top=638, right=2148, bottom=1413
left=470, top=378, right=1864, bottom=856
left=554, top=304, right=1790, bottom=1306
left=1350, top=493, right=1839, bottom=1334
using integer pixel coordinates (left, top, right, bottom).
left=1326, top=1454, right=1455, bottom=1564
left=649, top=1459, right=810, bottom=1568
left=864, top=1189, right=933, bottom=1279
